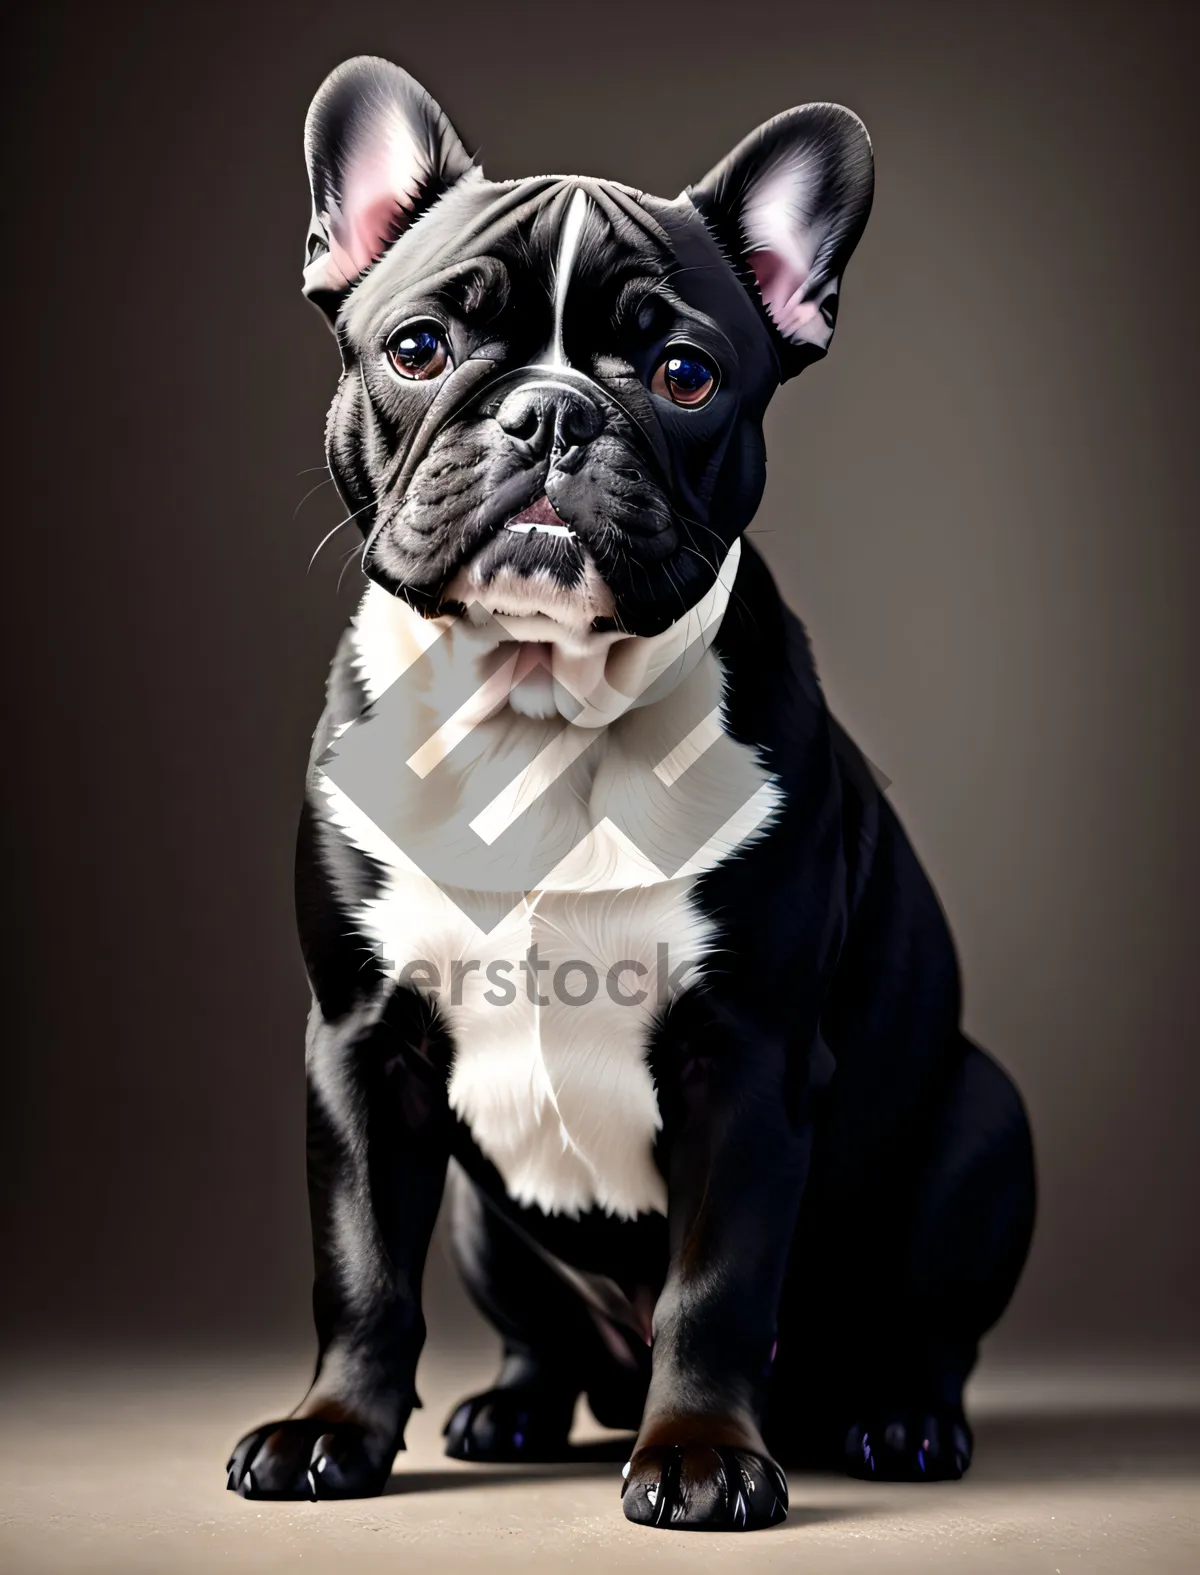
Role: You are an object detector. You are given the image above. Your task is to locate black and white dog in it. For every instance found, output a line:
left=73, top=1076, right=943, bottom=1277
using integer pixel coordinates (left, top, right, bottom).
left=227, top=57, right=1035, bottom=1531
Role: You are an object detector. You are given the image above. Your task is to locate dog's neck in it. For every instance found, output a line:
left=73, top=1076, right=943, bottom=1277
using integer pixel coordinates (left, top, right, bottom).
left=351, top=539, right=742, bottom=729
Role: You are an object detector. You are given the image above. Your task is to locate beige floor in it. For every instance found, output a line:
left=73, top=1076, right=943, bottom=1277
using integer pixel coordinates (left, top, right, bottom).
left=2, top=1349, right=1198, bottom=1574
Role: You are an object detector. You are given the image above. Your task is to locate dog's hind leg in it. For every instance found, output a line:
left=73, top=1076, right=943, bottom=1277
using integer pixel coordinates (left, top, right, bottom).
left=442, top=1166, right=650, bottom=1461
left=769, top=1039, right=1035, bottom=1480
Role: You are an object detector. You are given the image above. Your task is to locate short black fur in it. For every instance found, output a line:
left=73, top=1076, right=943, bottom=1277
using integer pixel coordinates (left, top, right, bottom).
left=227, top=58, right=1035, bottom=1531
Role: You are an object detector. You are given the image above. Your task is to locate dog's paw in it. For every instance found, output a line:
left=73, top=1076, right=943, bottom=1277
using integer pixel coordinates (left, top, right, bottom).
left=443, top=1383, right=576, bottom=1462
left=621, top=1443, right=788, bottom=1531
left=226, top=1417, right=395, bottom=1500
left=843, top=1409, right=972, bottom=1482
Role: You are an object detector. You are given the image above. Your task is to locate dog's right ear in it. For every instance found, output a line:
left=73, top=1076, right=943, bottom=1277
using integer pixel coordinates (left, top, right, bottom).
left=302, top=57, right=473, bottom=322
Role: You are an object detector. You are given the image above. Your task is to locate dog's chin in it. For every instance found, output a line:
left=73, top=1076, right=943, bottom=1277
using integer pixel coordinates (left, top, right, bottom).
left=436, top=530, right=620, bottom=722
left=443, top=508, right=616, bottom=632
left=443, top=560, right=616, bottom=640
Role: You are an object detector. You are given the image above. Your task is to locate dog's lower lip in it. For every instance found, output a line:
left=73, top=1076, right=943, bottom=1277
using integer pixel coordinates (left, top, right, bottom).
left=505, top=520, right=575, bottom=539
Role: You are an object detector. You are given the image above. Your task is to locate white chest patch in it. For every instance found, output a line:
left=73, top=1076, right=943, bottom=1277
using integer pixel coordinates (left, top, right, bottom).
left=317, top=545, right=782, bottom=1219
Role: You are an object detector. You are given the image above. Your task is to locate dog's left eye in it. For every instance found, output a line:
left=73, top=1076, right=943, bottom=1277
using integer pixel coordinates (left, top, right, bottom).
left=385, top=321, right=451, bottom=381
left=650, top=350, right=718, bottom=409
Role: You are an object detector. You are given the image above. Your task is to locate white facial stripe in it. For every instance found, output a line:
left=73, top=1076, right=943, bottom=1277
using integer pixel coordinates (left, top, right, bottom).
left=550, top=188, right=591, bottom=367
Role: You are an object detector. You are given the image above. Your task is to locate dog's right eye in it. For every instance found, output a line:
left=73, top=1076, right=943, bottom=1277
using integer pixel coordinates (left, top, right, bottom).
left=385, top=321, right=451, bottom=381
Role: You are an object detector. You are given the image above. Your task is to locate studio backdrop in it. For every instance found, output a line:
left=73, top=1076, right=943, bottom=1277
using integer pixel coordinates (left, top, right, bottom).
left=2, top=0, right=1196, bottom=1366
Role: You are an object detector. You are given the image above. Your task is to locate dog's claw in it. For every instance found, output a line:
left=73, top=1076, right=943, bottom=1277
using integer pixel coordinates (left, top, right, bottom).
left=622, top=1443, right=787, bottom=1531
left=844, top=1409, right=971, bottom=1482
left=225, top=1416, right=394, bottom=1501
left=443, top=1383, right=575, bottom=1463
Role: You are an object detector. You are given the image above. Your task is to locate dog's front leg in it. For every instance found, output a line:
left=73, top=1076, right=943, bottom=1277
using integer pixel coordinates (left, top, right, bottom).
left=227, top=987, right=450, bottom=1500
left=623, top=1016, right=812, bottom=1531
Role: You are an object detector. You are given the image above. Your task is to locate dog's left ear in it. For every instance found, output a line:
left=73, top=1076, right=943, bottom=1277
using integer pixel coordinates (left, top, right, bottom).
left=688, top=105, right=874, bottom=378
left=302, top=56, right=474, bottom=321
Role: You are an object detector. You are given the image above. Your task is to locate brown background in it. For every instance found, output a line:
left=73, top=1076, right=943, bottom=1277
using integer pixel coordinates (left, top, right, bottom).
left=2, top=0, right=1196, bottom=1367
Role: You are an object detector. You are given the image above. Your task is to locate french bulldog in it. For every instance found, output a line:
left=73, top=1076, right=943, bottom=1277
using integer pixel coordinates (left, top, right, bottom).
left=226, top=56, right=1036, bottom=1531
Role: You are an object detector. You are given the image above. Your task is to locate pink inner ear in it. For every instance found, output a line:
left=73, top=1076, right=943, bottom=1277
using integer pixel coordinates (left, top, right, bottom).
left=320, top=120, right=426, bottom=289
left=749, top=250, right=823, bottom=342
left=331, top=189, right=416, bottom=282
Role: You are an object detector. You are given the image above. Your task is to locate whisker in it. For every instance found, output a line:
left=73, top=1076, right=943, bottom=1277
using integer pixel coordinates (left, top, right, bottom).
left=308, top=519, right=355, bottom=573
left=308, top=496, right=377, bottom=573
left=293, top=474, right=335, bottom=520
left=337, top=542, right=365, bottom=595
left=679, top=542, right=721, bottom=580
left=676, top=513, right=757, bottom=623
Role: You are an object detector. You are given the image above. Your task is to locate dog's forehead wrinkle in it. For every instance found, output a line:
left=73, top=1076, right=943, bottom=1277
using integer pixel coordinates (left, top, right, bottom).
left=483, top=175, right=676, bottom=289
left=346, top=175, right=684, bottom=354
left=369, top=257, right=514, bottom=333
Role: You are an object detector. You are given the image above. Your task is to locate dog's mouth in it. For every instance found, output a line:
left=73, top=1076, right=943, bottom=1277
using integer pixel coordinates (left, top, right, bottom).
left=505, top=493, right=576, bottom=536
left=441, top=494, right=618, bottom=641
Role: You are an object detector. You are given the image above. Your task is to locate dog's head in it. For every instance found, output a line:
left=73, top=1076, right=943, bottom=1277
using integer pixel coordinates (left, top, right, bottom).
left=303, top=57, right=873, bottom=642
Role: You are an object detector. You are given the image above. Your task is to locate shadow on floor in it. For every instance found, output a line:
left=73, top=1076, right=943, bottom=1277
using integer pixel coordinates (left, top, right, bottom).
left=385, top=1466, right=873, bottom=1527
left=385, top=1435, right=636, bottom=1495
left=385, top=1409, right=1200, bottom=1496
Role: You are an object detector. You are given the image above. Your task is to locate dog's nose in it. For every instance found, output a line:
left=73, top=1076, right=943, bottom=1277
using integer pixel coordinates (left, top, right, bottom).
left=495, top=384, right=603, bottom=458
